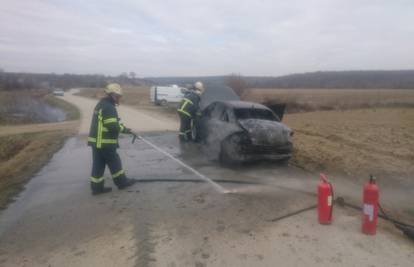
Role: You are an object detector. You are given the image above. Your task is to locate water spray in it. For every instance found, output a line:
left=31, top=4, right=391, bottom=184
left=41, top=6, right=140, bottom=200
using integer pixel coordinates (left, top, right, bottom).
left=131, top=133, right=228, bottom=194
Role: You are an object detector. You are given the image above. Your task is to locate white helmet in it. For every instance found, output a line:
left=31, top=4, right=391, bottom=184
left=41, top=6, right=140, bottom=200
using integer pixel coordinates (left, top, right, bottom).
left=194, top=81, right=204, bottom=95
left=104, top=83, right=123, bottom=96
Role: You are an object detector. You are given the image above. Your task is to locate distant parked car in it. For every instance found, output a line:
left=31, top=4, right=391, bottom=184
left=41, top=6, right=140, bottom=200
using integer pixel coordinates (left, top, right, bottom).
left=53, top=89, right=64, bottom=96
left=195, top=101, right=293, bottom=164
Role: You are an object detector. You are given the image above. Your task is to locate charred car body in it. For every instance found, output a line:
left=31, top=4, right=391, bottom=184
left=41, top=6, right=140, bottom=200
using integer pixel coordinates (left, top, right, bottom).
left=195, top=100, right=293, bottom=164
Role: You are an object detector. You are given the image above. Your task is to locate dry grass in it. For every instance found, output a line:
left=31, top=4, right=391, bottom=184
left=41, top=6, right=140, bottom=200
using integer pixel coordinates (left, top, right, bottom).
left=0, top=130, right=75, bottom=209
left=243, top=88, right=414, bottom=113
left=285, top=108, right=414, bottom=184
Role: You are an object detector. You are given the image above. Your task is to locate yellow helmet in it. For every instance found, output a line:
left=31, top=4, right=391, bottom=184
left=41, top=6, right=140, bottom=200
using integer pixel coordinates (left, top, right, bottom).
left=104, top=83, right=123, bottom=96
left=194, top=81, right=204, bottom=95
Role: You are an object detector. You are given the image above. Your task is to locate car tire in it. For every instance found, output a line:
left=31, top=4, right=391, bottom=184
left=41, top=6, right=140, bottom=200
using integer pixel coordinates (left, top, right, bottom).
left=160, top=99, right=168, bottom=106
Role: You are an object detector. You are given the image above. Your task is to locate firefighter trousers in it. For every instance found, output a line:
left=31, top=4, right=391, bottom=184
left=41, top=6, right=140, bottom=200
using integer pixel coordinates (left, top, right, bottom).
left=90, top=146, right=127, bottom=191
left=178, top=113, right=193, bottom=142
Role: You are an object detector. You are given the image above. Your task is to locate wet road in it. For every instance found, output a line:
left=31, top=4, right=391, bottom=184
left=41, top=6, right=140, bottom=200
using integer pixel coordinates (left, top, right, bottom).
left=0, top=132, right=413, bottom=267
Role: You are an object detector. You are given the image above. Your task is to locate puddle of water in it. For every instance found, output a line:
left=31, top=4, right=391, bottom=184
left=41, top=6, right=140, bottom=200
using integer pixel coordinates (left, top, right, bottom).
left=0, top=95, right=66, bottom=123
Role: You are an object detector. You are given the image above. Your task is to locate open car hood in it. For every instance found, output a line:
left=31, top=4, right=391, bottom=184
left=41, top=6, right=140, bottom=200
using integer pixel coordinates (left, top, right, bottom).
left=200, top=83, right=240, bottom=109
left=238, top=119, right=291, bottom=146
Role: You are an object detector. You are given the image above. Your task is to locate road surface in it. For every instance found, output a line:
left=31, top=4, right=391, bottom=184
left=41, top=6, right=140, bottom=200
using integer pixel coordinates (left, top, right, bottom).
left=0, top=91, right=412, bottom=267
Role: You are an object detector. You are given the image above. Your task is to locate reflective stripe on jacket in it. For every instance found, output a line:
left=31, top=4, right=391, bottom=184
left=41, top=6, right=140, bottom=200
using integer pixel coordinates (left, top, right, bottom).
left=177, top=91, right=200, bottom=118
left=88, top=97, right=128, bottom=148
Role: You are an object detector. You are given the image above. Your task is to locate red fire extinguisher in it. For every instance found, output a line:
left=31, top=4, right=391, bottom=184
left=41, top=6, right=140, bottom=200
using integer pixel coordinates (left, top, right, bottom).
left=318, top=173, right=333, bottom=224
left=362, top=175, right=379, bottom=235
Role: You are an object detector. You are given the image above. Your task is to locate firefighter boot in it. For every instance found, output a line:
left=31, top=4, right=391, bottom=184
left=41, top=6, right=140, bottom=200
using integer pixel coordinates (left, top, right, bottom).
left=117, top=178, right=139, bottom=190
left=91, top=183, right=112, bottom=195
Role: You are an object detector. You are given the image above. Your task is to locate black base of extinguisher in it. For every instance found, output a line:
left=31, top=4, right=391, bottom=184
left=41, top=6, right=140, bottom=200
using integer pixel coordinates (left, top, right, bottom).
left=395, top=224, right=414, bottom=241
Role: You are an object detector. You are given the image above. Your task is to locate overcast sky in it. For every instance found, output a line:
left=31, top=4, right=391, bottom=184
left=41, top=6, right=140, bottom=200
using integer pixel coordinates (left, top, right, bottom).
left=1, top=0, right=414, bottom=77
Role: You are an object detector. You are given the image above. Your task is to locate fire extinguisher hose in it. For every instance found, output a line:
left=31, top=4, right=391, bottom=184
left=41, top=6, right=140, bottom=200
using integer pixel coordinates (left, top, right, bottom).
left=378, top=203, right=414, bottom=241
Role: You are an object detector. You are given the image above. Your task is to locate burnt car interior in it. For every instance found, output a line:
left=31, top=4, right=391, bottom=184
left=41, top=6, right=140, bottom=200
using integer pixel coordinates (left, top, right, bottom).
left=202, top=102, right=281, bottom=122
left=234, top=108, right=279, bottom=121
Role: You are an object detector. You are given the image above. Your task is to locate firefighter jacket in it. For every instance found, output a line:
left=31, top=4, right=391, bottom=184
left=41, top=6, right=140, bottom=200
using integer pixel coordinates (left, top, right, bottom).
left=177, top=91, right=201, bottom=118
left=88, top=97, right=128, bottom=149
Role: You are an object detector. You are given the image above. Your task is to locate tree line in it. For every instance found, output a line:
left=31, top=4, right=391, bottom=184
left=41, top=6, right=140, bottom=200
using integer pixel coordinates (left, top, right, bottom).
left=2, top=70, right=413, bottom=91
left=0, top=72, right=150, bottom=91
left=245, top=70, right=414, bottom=89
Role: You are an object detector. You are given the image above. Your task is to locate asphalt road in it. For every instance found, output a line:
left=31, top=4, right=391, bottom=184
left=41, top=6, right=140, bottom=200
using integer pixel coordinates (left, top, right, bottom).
left=0, top=91, right=412, bottom=267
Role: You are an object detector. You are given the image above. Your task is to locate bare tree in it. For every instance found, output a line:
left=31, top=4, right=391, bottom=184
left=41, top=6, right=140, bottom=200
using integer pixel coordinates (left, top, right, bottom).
left=129, top=71, right=136, bottom=79
left=225, top=74, right=248, bottom=97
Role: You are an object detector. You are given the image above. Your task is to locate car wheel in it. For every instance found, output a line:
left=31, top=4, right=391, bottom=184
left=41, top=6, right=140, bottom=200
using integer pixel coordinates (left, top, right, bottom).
left=160, top=99, right=168, bottom=106
left=220, top=134, right=244, bottom=165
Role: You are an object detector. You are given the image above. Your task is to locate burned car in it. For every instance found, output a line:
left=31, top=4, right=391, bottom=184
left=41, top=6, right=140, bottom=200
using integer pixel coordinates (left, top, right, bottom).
left=195, top=101, right=293, bottom=164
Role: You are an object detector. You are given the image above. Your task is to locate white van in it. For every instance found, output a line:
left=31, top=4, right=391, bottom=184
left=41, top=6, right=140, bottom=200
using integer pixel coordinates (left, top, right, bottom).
left=150, top=85, right=186, bottom=106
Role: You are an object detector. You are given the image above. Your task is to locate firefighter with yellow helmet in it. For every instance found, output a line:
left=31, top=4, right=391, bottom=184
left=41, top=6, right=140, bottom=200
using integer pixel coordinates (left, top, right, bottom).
left=87, top=83, right=137, bottom=195
left=177, top=81, right=204, bottom=142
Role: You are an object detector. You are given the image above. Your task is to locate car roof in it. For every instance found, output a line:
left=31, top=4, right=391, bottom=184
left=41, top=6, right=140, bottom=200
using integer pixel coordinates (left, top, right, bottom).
left=215, top=100, right=271, bottom=110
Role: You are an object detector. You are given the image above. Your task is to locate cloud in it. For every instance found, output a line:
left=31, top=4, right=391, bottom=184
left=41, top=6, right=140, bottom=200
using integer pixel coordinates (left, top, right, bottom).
left=0, top=0, right=414, bottom=76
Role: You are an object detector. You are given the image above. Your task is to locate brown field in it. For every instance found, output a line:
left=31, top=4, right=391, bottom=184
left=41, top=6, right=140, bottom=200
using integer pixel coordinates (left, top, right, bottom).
left=243, top=88, right=414, bottom=113
left=285, top=108, right=414, bottom=185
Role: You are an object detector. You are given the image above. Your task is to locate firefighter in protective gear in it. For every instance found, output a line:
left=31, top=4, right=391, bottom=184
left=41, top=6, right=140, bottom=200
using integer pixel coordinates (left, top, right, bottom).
left=88, top=83, right=137, bottom=195
left=177, top=81, right=204, bottom=142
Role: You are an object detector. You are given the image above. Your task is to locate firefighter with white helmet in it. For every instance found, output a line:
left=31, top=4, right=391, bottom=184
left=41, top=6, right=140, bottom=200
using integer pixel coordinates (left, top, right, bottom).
left=177, top=81, right=204, bottom=142
left=194, top=81, right=204, bottom=94
left=87, top=83, right=138, bottom=195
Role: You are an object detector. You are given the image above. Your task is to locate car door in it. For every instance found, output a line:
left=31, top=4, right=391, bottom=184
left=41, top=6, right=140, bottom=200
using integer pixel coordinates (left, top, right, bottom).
left=196, top=103, right=216, bottom=141
left=204, top=103, right=235, bottom=153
